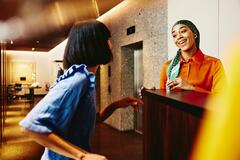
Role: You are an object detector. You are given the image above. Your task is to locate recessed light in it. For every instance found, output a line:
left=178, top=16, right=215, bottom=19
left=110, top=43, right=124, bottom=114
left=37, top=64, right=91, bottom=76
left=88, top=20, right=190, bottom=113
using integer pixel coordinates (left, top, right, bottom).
left=36, top=41, right=39, bottom=43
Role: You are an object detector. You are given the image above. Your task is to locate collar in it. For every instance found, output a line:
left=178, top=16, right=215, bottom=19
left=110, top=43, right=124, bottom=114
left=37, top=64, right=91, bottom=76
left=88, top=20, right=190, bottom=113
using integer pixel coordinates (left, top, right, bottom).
left=180, top=49, right=204, bottom=64
left=51, top=64, right=95, bottom=90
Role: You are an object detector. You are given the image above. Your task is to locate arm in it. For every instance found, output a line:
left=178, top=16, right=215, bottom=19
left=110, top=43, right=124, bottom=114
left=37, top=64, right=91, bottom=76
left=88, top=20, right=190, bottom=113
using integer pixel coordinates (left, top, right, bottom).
left=21, top=127, right=86, bottom=159
left=160, top=62, right=169, bottom=89
left=97, top=96, right=143, bottom=122
left=211, top=60, right=226, bottom=93
left=21, top=127, right=107, bottom=160
left=167, top=77, right=211, bottom=93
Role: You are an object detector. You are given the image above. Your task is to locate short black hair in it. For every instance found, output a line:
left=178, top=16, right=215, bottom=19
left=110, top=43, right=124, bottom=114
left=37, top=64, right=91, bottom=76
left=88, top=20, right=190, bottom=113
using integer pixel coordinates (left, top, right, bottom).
left=63, top=20, right=113, bottom=69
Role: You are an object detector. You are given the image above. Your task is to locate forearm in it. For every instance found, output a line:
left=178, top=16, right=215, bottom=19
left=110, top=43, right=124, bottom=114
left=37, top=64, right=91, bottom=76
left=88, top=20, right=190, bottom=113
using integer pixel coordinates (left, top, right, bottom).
left=97, top=96, right=143, bottom=122
left=21, top=127, right=86, bottom=160
left=193, top=86, right=211, bottom=94
left=98, top=102, right=119, bottom=122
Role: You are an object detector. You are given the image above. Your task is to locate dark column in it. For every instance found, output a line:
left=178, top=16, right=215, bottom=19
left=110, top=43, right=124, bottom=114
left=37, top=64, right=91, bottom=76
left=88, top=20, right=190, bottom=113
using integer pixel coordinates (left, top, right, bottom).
left=0, top=41, right=8, bottom=144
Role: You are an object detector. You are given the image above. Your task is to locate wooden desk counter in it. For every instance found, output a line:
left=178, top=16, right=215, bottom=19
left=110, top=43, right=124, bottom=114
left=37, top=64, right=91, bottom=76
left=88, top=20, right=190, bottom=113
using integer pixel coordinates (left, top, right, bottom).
left=142, top=89, right=209, bottom=160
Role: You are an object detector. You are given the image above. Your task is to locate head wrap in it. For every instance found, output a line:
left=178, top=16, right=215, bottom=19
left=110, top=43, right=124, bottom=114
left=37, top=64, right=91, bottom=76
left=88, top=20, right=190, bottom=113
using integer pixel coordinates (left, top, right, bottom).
left=167, top=20, right=200, bottom=91
left=172, top=20, right=200, bottom=49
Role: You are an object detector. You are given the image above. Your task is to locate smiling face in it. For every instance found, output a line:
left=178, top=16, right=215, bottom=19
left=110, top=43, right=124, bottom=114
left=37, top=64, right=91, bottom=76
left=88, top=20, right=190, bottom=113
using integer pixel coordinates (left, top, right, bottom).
left=171, top=24, right=197, bottom=52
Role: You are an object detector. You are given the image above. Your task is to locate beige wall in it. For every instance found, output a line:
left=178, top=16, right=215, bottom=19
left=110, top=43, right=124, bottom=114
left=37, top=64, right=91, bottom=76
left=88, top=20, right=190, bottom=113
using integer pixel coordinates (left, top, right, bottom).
left=168, top=0, right=219, bottom=59
left=219, top=0, right=240, bottom=75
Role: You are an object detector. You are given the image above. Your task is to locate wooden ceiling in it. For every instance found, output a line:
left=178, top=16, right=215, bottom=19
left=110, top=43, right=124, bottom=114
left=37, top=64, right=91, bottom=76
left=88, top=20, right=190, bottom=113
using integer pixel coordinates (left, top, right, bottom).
left=0, top=0, right=123, bottom=51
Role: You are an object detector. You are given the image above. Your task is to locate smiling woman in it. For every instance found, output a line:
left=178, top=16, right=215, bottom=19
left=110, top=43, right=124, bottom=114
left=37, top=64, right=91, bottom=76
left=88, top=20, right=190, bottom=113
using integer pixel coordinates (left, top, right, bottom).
left=160, top=20, right=226, bottom=94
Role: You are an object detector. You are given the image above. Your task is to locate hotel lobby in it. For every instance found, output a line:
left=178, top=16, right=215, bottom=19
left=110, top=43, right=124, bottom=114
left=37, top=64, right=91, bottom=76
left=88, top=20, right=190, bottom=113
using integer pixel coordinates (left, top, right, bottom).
left=1, top=0, right=240, bottom=159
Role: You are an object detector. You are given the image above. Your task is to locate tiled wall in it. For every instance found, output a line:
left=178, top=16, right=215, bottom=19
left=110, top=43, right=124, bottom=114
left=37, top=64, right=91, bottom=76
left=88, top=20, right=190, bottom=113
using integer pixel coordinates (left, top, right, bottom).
left=99, top=0, right=168, bottom=130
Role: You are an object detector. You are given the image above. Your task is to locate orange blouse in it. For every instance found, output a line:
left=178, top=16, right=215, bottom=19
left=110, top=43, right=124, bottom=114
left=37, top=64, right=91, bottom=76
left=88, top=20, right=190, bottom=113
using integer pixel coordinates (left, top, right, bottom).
left=160, top=50, right=226, bottom=93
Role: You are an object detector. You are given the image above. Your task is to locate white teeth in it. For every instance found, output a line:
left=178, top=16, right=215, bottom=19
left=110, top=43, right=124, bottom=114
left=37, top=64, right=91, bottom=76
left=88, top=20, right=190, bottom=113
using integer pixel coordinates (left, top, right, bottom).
left=178, top=40, right=186, bottom=46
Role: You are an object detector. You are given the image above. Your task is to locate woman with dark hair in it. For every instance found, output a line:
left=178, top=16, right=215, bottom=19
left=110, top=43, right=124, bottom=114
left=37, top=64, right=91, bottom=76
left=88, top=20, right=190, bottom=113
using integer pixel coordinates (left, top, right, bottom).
left=19, top=20, right=142, bottom=160
left=63, top=20, right=113, bottom=69
left=160, top=20, right=226, bottom=93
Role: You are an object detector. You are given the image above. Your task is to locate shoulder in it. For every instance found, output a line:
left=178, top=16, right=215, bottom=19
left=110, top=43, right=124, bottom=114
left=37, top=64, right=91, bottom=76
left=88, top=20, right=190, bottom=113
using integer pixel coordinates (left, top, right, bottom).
left=204, top=54, right=220, bottom=62
left=203, top=54, right=223, bottom=66
left=52, top=64, right=92, bottom=91
left=58, top=71, right=88, bottom=91
left=65, top=72, right=88, bottom=87
left=162, top=59, right=171, bottom=68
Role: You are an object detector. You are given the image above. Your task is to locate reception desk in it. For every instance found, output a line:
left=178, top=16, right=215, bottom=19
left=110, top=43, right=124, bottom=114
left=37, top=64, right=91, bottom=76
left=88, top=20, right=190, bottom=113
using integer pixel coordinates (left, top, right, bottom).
left=142, top=89, right=209, bottom=160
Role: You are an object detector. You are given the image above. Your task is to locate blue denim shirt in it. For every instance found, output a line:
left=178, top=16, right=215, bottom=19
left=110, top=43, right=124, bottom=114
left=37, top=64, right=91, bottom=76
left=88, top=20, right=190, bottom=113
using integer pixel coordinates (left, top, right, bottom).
left=19, top=64, right=96, bottom=160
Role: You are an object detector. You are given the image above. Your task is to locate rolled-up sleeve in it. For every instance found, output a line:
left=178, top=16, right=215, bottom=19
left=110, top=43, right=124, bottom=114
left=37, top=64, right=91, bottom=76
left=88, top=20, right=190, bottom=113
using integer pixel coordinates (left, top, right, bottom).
left=19, top=75, right=86, bottom=133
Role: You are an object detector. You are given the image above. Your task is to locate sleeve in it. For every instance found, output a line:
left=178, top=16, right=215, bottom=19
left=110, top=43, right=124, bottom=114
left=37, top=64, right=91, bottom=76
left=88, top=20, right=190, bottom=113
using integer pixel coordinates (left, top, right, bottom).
left=160, top=61, right=169, bottom=89
left=211, top=59, right=227, bottom=93
left=19, top=77, right=86, bottom=133
left=194, top=86, right=211, bottom=94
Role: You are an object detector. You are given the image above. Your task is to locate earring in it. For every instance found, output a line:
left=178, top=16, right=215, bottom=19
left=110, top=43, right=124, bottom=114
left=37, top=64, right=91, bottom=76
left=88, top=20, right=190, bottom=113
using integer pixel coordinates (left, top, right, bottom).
left=194, top=34, right=197, bottom=38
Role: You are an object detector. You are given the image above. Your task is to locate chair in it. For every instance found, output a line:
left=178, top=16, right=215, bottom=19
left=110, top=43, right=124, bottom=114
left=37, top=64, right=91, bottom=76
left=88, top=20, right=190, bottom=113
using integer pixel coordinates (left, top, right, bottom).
left=14, top=83, right=22, bottom=91
left=14, top=83, right=22, bottom=99
left=7, top=84, right=22, bottom=100
left=7, top=85, right=15, bottom=100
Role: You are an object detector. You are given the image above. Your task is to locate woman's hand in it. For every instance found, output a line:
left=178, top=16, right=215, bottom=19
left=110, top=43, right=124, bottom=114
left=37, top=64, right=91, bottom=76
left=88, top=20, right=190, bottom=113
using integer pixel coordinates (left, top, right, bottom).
left=114, top=96, right=143, bottom=111
left=167, top=77, right=195, bottom=91
left=82, top=153, right=107, bottom=160
left=97, top=96, right=143, bottom=122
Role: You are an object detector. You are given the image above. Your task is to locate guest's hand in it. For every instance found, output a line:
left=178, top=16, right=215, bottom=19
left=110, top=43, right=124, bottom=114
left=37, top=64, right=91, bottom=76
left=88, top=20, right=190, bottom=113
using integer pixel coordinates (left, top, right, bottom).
left=167, top=77, right=194, bottom=91
left=113, top=96, right=143, bottom=111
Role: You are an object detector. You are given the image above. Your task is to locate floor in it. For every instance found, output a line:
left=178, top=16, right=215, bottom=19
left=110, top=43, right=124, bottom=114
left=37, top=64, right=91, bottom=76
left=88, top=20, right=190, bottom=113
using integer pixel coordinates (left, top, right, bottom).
left=92, top=123, right=142, bottom=160
left=0, top=97, right=142, bottom=160
left=0, top=99, right=44, bottom=160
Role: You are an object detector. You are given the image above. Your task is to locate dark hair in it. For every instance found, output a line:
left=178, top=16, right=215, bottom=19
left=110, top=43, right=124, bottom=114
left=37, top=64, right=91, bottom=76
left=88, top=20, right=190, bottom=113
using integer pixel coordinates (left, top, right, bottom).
left=172, top=19, right=200, bottom=49
left=63, top=20, right=113, bottom=69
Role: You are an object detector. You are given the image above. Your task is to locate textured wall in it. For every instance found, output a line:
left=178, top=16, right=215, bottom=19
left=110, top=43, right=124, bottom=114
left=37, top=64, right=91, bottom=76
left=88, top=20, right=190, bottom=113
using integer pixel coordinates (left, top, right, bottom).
left=99, top=0, right=168, bottom=130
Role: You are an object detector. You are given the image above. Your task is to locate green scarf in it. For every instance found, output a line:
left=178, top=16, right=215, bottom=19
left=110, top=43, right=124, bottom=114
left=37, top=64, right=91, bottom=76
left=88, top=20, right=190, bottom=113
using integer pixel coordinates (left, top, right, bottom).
left=167, top=49, right=181, bottom=80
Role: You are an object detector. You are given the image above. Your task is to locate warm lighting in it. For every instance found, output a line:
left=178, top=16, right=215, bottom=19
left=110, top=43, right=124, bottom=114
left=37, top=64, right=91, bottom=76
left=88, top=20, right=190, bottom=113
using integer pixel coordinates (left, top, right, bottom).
left=0, top=0, right=97, bottom=42
left=49, top=38, right=68, bottom=55
left=19, top=63, right=28, bottom=69
left=31, top=73, right=36, bottom=80
left=7, top=50, right=47, bottom=54
left=54, top=2, right=65, bottom=26
left=92, top=0, right=100, bottom=17
left=192, top=41, right=240, bottom=160
left=51, top=0, right=128, bottom=54
left=97, top=1, right=130, bottom=21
